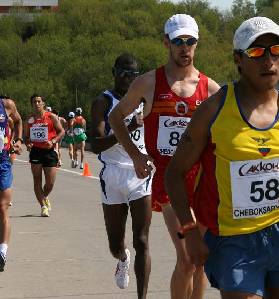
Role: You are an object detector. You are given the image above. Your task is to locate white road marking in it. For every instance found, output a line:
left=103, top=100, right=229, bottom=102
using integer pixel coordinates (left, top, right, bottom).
left=14, top=158, right=100, bottom=180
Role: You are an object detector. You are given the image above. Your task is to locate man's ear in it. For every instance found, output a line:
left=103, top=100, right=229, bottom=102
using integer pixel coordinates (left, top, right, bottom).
left=163, top=35, right=170, bottom=49
left=233, top=51, right=241, bottom=65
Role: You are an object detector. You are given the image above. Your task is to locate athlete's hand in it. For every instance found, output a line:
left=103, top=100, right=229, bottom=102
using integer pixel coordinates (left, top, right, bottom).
left=13, top=140, right=23, bottom=155
left=132, top=152, right=155, bottom=179
left=184, top=229, right=209, bottom=267
left=44, top=140, right=54, bottom=149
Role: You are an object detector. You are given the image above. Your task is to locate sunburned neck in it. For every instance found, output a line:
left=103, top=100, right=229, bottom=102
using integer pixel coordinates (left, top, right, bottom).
left=165, top=61, right=198, bottom=81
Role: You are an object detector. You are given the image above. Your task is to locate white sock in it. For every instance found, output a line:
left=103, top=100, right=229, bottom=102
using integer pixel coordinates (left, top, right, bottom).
left=0, top=243, right=8, bottom=256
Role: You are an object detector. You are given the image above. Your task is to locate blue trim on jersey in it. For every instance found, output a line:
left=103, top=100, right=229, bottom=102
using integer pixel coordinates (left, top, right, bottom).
left=102, top=90, right=115, bottom=136
left=208, top=84, right=228, bottom=134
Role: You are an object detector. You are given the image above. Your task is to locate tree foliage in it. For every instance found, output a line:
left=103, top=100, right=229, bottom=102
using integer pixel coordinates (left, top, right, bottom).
left=0, top=0, right=277, bottom=122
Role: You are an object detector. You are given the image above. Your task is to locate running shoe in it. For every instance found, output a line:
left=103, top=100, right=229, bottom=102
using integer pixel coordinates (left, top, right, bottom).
left=0, top=253, right=6, bottom=272
left=74, top=160, right=79, bottom=167
left=43, top=198, right=51, bottom=211
left=71, top=160, right=75, bottom=168
left=80, top=163, right=84, bottom=169
left=41, top=206, right=49, bottom=217
left=115, top=248, right=130, bottom=289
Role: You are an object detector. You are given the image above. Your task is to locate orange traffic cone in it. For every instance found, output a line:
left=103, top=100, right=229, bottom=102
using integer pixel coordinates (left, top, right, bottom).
left=82, top=162, right=92, bottom=177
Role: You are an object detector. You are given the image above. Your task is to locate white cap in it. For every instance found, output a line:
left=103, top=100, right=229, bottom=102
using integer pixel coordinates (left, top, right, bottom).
left=76, top=107, right=82, bottom=114
left=234, top=17, right=279, bottom=50
left=46, top=106, right=52, bottom=112
left=164, top=14, right=199, bottom=40
left=68, top=111, right=75, bottom=118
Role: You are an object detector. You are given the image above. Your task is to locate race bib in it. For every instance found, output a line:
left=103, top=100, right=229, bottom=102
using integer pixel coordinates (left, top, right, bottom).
left=30, top=126, right=48, bottom=142
left=230, top=158, right=279, bottom=219
left=74, top=128, right=84, bottom=135
left=129, top=126, right=145, bottom=152
left=157, top=116, right=190, bottom=156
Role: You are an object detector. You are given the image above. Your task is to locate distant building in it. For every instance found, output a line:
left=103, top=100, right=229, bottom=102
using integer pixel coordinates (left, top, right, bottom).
left=0, top=0, right=58, bottom=15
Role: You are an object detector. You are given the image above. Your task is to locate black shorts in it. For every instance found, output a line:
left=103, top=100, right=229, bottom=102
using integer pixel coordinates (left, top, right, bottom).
left=29, top=147, right=58, bottom=167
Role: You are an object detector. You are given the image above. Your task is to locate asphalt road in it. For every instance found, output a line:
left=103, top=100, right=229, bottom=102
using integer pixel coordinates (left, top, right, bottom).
left=0, top=148, right=220, bottom=299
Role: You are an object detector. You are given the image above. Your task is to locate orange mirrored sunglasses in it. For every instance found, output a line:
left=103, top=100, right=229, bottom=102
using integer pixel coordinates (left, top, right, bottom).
left=241, top=45, right=279, bottom=58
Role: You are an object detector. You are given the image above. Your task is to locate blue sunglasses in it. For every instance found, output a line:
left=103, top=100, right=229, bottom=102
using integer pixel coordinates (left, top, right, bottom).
left=170, top=37, right=197, bottom=46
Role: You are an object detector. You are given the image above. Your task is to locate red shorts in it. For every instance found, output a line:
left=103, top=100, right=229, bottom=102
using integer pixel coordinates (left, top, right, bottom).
left=151, top=163, right=200, bottom=212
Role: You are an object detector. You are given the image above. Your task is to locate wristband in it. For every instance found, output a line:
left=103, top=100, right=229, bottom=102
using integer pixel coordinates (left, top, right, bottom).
left=177, top=222, right=198, bottom=239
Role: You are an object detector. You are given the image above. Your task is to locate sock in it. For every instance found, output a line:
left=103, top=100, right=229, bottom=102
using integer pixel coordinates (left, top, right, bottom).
left=0, top=243, right=8, bottom=256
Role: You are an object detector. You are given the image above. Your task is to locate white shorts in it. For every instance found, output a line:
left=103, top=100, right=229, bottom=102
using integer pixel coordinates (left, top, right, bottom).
left=99, top=163, right=152, bottom=205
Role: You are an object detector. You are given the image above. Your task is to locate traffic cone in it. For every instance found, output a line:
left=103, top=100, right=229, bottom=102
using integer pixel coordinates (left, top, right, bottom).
left=82, top=162, right=92, bottom=177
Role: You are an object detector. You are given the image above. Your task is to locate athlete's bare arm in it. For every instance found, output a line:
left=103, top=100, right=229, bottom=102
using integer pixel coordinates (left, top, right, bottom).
left=4, top=99, right=23, bottom=154
left=165, top=87, right=225, bottom=267
left=109, top=71, right=155, bottom=178
left=50, top=113, right=64, bottom=144
left=208, top=77, right=221, bottom=97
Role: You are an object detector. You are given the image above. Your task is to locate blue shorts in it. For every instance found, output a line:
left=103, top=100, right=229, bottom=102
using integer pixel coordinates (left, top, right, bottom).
left=204, top=223, right=279, bottom=297
left=0, top=160, right=12, bottom=191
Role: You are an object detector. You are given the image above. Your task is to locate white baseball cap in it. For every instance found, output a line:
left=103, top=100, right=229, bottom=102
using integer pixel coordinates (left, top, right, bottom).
left=234, top=17, right=279, bottom=50
left=68, top=111, right=75, bottom=118
left=76, top=107, right=82, bottom=114
left=164, top=14, right=199, bottom=40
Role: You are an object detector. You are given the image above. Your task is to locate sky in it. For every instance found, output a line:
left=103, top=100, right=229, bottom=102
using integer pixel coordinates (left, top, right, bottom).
left=207, top=0, right=256, bottom=11
left=171, top=0, right=256, bottom=11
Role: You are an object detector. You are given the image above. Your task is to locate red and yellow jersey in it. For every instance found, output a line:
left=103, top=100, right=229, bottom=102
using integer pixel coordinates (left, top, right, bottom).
left=194, top=83, right=279, bottom=236
left=27, top=112, right=57, bottom=149
left=144, top=66, right=209, bottom=211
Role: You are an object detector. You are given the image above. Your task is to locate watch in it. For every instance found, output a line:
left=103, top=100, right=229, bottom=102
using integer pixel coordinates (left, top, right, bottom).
left=51, top=139, right=57, bottom=145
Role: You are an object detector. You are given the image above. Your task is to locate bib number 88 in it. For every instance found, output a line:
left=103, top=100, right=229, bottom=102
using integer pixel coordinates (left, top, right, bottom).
left=250, top=179, right=279, bottom=202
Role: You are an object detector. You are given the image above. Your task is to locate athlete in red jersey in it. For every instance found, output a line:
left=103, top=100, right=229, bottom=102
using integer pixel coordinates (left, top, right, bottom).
left=109, top=14, right=219, bottom=299
left=25, top=95, right=64, bottom=217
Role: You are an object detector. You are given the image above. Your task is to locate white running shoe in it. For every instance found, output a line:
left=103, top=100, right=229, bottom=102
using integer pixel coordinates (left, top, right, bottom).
left=80, top=163, right=84, bottom=169
left=74, top=160, right=79, bottom=167
left=115, top=248, right=130, bottom=289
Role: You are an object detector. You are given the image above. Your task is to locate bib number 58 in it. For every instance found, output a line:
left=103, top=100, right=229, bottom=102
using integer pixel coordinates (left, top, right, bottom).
left=250, top=179, right=279, bottom=202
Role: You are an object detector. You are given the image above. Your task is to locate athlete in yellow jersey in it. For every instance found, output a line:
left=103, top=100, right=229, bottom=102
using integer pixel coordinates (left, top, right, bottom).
left=165, top=17, right=279, bottom=299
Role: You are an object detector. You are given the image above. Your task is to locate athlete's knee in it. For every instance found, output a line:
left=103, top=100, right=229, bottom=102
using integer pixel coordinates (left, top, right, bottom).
left=176, top=255, right=196, bottom=278
left=0, top=198, right=9, bottom=214
left=133, top=232, right=149, bottom=254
